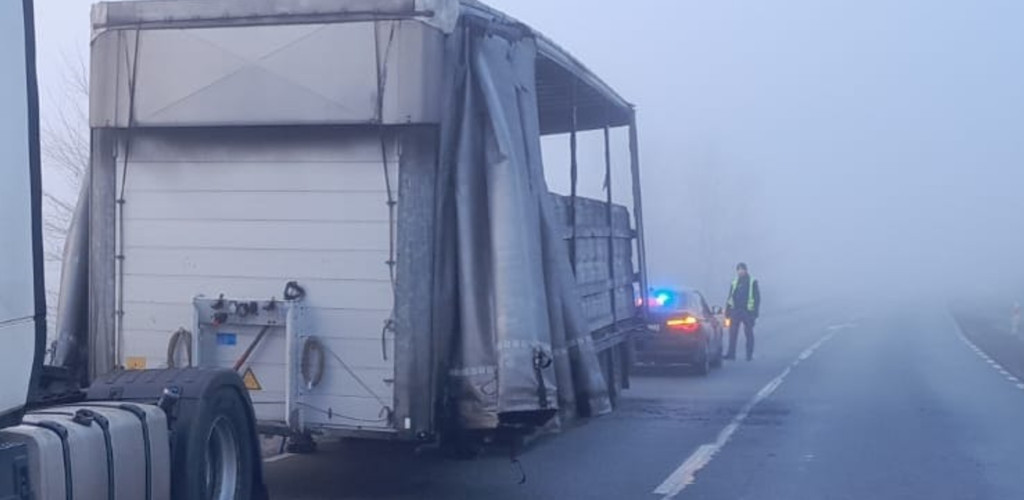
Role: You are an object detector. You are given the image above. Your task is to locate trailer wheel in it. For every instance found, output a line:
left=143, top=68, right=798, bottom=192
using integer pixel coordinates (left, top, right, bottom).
left=182, top=385, right=256, bottom=500
left=602, top=350, right=622, bottom=408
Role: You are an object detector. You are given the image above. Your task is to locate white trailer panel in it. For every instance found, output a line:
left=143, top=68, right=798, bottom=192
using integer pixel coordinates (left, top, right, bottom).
left=125, top=247, right=392, bottom=282
left=123, top=219, right=390, bottom=252
left=116, top=128, right=399, bottom=432
left=122, top=275, right=392, bottom=309
left=91, top=20, right=444, bottom=127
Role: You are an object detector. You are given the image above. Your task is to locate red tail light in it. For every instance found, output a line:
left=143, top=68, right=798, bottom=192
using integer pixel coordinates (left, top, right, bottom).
left=666, top=314, right=700, bottom=333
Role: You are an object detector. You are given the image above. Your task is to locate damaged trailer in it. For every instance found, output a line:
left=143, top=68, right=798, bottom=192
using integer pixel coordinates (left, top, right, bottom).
left=55, top=0, right=650, bottom=445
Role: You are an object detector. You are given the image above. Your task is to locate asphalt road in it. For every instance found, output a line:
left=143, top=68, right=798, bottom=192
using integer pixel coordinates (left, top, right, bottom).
left=265, top=304, right=1024, bottom=499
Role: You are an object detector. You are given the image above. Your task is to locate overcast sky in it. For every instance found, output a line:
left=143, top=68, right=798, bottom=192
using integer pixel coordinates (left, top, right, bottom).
left=33, top=0, right=1024, bottom=305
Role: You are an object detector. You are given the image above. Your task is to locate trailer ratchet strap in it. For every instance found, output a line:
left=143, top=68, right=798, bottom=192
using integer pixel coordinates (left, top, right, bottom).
left=233, top=324, right=272, bottom=372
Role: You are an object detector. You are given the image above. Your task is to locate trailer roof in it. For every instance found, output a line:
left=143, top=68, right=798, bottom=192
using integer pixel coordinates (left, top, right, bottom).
left=460, top=1, right=634, bottom=134
left=92, top=0, right=634, bottom=134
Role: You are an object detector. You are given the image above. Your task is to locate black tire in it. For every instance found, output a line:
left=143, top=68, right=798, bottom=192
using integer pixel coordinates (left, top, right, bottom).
left=694, top=342, right=711, bottom=376
left=179, top=385, right=256, bottom=500
left=604, top=349, right=623, bottom=408
left=710, top=349, right=723, bottom=369
left=710, top=334, right=724, bottom=369
left=87, top=368, right=268, bottom=500
left=441, top=431, right=484, bottom=460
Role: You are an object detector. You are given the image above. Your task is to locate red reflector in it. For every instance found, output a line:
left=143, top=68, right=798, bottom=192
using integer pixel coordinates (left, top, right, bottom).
left=666, top=315, right=700, bottom=333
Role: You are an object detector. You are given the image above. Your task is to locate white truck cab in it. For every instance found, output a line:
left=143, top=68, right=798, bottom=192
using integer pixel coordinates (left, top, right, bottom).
left=0, top=0, right=46, bottom=433
left=0, top=5, right=266, bottom=499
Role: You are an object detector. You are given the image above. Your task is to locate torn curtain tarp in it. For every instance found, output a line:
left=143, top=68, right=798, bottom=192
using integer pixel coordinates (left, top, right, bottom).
left=434, top=17, right=611, bottom=430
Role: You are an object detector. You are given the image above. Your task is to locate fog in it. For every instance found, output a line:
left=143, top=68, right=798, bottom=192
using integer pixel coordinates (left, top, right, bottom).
left=34, top=0, right=1024, bottom=308
left=492, top=0, right=1024, bottom=307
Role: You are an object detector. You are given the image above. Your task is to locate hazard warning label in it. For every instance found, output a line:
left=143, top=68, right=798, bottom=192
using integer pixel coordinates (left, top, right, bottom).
left=242, top=368, right=262, bottom=391
left=125, top=357, right=147, bottom=370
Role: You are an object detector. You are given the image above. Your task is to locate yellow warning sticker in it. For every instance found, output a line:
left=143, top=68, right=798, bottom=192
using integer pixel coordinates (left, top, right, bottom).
left=242, top=368, right=262, bottom=391
left=125, top=357, right=147, bottom=370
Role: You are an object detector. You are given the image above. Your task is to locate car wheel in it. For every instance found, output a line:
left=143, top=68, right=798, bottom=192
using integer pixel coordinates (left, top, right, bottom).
left=716, top=331, right=726, bottom=367
left=694, top=342, right=711, bottom=376
left=710, top=343, right=723, bottom=369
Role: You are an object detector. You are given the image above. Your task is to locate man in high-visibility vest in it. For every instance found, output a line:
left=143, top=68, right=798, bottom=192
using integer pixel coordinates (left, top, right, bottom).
left=725, top=262, right=761, bottom=361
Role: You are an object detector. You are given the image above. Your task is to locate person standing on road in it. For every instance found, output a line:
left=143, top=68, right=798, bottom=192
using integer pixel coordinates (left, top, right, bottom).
left=725, top=262, right=761, bottom=361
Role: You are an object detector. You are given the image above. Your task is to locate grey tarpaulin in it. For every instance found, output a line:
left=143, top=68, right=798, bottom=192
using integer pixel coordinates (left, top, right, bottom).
left=434, top=13, right=611, bottom=430
left=52, top=180, right=90, bottom=385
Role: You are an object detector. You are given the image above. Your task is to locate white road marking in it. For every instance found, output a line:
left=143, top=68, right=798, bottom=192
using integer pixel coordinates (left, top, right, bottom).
left=797, top=346, right=817, bottom=362
left=825, top=323, right=856, bottom=332
left=653, top=331, right=839, bottom=499
left=652, top=445, right=717, bottom=496
left=264, top=453, right=296, bottom=464
left=951, top=313, right=1024, bottom=394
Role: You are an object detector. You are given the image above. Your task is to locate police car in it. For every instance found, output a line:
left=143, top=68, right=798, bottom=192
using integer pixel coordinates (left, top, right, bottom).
left=634, top=288, right=726, bottom=375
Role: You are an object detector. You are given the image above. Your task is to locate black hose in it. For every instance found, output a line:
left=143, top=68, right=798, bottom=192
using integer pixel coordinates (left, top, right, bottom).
left=300, top=337, right=326, bottom=390
left=381, top=319, right=395, bottom=361
left=284, top=281, right=306, bottom=301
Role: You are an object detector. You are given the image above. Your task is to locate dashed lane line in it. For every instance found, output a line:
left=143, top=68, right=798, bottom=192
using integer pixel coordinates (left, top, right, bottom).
left=264, top=453, right=296, bottom=464
left=953, top=315, right=1024, bottom=393
left=652, top=326, right=847, bottom=499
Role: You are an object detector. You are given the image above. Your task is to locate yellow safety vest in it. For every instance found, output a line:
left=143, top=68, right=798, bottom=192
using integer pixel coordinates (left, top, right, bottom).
left=728, top=278, right=757, bottom=312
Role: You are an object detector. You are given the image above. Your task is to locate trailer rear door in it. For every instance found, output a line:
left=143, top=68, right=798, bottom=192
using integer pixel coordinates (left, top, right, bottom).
left=115, top=127, right=398, bottom=431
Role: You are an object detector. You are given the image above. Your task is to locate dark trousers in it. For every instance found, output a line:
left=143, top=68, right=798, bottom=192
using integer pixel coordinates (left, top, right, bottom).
left=727, top=315, right=756, bottom=359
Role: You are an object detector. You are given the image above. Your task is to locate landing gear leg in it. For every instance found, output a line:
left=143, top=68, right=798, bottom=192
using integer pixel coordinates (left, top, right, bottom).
left=285, top=432, right=317, bottom=454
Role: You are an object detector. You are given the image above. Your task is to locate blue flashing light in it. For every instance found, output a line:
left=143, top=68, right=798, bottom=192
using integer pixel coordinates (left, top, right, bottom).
left=653, top=290, right=675, bottom=307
